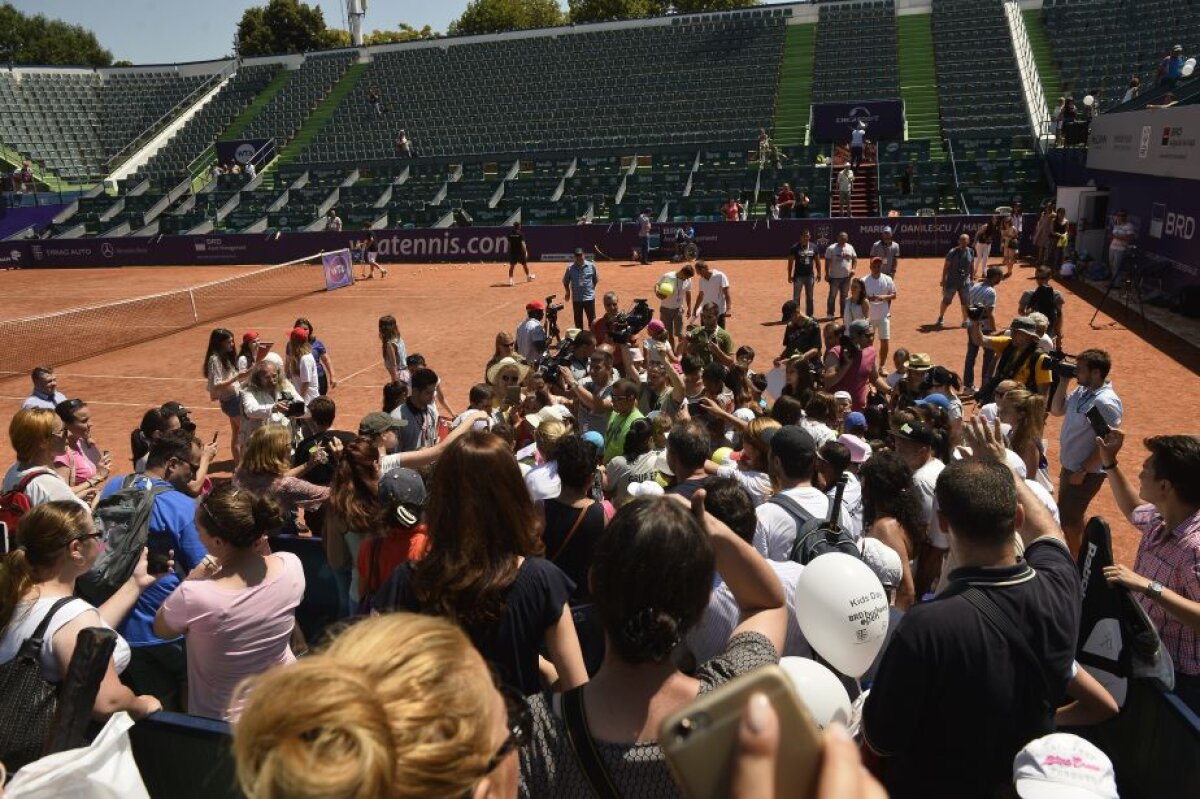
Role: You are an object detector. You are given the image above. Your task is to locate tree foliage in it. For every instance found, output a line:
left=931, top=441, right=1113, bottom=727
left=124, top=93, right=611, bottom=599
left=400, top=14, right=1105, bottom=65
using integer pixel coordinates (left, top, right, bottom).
left=448, top=0, right=565, bottom=36
left=324, top=23, right=439, bottom=47
left=234, top=0, right=332, bottom=57
left=568, top=0, right=662, bottom=25
left=0, top=3, right=112, bottom=67
left=670, top=0, right=759, bottom=12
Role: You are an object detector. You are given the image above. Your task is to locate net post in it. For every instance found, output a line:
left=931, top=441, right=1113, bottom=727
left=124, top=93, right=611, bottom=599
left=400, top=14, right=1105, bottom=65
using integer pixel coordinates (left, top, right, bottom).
left=189, top=288, right=198, bottom=323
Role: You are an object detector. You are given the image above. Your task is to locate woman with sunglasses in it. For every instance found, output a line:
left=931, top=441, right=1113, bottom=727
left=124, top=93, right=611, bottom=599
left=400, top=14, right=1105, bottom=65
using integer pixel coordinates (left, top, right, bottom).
left=4, top=408, right=89, bottom=510
left=485, top=331, right=521, bottom=383
left=233, top=613, right=525, bottom=799
left=153, top=485, right=303, bottom=721
left=52, top=398, right=112, bottom=500
left=0, top=501, right=161, bottom=769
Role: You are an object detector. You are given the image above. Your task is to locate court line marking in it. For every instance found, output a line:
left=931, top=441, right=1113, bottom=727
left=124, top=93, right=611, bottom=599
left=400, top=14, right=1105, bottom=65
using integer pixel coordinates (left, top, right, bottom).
left=338, top=360, right=383, bottom=383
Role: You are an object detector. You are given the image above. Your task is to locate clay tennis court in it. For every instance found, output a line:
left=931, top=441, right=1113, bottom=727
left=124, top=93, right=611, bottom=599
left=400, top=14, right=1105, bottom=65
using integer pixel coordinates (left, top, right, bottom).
left=2, top=254, right=1196, bottom=564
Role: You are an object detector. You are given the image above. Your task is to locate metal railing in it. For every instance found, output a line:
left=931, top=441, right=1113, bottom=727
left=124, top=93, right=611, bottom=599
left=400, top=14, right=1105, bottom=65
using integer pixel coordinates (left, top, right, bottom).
left=945, top=137, right=970, bottom=215
left=1004, top=0, right=1053, bottom=149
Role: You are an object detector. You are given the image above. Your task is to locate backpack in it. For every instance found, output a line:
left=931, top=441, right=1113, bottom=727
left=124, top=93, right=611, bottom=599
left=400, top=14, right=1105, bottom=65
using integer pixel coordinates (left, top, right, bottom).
left=0, top=469, right=55, bottom=553
left=75, top=476, right=171, bottom=605
left=773, top=477, right=860, bottom=565
left=1028, top=285, right=1060, bottom=326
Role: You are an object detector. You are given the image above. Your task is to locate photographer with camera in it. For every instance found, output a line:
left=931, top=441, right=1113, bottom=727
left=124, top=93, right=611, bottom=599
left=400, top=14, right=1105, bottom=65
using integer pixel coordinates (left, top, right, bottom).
left=1050, top=349, right=1123, bottom=554
left=680, top=302, right=734, bottom=369
left=963, top=266, right=1003, bottom=395
left=562, top=248, right=600, bottom=330
left=822, top=319, right=888, bottom=411
left=559, top=345, right=617, bottom=436
left=968, top=315, right=1055, bottom=405
left=515, top=300, right=549, bottom=363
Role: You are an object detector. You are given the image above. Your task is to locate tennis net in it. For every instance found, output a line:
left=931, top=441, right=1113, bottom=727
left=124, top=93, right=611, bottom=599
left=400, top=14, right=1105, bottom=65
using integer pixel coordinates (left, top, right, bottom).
left=0, top=255, right=328, bottom=376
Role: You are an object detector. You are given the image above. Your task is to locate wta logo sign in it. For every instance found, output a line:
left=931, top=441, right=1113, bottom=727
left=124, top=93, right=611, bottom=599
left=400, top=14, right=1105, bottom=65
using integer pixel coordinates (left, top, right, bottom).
left=235, top=143, right=256, bottom=163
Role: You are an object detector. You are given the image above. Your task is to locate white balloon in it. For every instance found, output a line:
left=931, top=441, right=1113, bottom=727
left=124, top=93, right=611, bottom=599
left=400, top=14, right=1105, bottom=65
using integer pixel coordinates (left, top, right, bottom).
left=793, top=553, right=890, bottom=678
left=779, top=657, right=852, bottom=729
left=1083, top=95, right=1095, bottom=107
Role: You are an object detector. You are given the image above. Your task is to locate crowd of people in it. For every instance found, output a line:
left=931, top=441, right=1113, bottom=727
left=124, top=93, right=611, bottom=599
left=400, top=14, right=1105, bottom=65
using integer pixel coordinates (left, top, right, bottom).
left=0, top=227, right=1196, bottom=798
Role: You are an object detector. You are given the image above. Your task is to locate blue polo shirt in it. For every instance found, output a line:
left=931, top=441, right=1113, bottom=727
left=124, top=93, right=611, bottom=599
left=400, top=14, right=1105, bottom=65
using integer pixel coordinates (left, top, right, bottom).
left=563, top=261, right=599, bottom=302
left=99, top=475, right=207, bottom=647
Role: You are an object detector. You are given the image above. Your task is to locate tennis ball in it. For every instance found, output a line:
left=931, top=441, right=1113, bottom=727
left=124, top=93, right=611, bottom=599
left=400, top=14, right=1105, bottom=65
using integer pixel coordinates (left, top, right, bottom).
left=712, top=447, right=733, bottom=465
left=656, top=281, right=674, bottom=299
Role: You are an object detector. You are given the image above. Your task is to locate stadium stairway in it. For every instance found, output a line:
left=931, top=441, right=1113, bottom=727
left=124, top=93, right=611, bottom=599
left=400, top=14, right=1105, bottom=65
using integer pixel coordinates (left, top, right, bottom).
left=773, top=23, right=816, bottom=146
left=896, top=13, right=944, bottom=160
left=282, top=62, right=369, bottom=164
left=219, top=68, right=295, bottom=143
left=1022, top=7, right=1062, bottom=113
left=833, top=162, right=877, bottom=218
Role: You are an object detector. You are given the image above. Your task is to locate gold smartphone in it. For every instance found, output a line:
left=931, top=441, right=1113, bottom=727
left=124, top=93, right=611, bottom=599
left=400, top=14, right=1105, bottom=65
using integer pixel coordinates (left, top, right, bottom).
left=660, top=665, right=822, bottom=799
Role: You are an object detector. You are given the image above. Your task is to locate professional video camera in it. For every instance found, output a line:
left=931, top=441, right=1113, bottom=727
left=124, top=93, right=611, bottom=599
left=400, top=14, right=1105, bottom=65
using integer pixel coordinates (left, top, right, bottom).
left=537, top=336, right=576, bottom=386
left=967, top=304, right=988, bottom=322
left=608, top=298, right=654, bottom=345
left=1045, top=349, right=1078, bottom=380
left=544, top=294, right=565, bottom=341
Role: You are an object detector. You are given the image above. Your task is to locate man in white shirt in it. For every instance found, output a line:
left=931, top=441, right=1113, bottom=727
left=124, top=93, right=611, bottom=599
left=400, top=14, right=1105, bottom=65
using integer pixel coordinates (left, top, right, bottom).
left=850, top=124, right=868, bottom=170
left=692, top=260, right=733, bottom=329
left=963, top=266, right=1002, bottom=394
left=324, top=209, right=342, bottom=232
left=754, top=427, right=848, bottom=560
left=870, top=226, right=900, bottom=276
left=21, top=366, right=68, bottom=410
left=515, top=300, right=548, bottom=363
left=863, top=256, right=897, bottom=371
left=1107, top=209, right=1136, bottom=275
left=823, top=231, right=857, bottom=321
left=892, top=418, right=946, bottom=595
left=837, top=167, right=855, bottom=217
left=656, top=263, right=695, bottom=347
left=636, top=209, right=653, bottom=265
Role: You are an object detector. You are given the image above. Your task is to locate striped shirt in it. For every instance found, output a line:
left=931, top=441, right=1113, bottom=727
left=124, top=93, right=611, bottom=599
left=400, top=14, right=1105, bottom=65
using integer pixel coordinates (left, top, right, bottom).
left=1131, top=504, right=1200, bottom=675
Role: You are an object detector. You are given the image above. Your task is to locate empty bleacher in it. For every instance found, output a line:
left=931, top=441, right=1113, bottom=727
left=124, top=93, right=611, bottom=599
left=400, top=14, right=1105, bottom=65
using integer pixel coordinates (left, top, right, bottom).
left=812, top=0, right=901, bottom=102
left=1042, top=0, right=1200, bottom=108
left=303, top=15, right=786, bottom=162
left=240, top=52, right=356, bottom=153
left=931, top=0, right=1029, bottom=141
left=0, top=65, right=225, bottom=183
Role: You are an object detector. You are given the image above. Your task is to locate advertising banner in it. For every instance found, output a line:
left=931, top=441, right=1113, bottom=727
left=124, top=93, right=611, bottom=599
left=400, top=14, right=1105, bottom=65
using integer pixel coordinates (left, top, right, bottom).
left=321, top=248, right=355, bottom=290
left=214, top=138, right=276, bottom=168
left=1086, top=105, right=1200, bottom=181
left=810, top=100, right=905, bottom=142
left=8, top=214, right=1027, bottom=271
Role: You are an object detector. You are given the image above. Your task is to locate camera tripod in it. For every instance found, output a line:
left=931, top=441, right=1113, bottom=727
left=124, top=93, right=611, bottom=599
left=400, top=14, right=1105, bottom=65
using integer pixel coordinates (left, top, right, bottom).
left=1090, top=246, right=1145, bottom=329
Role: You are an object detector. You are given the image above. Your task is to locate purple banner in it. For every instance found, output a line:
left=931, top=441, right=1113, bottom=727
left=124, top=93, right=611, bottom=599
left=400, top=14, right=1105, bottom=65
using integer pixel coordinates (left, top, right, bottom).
left=322, top=248, right=354, bottom=290
left=1087, top=168, right=1200, bottom=292
left=0, top=201, right=66, bottom=241
left=5, top=215, right=1026, bottom=271
left=810, top=100, right=905, bottom=143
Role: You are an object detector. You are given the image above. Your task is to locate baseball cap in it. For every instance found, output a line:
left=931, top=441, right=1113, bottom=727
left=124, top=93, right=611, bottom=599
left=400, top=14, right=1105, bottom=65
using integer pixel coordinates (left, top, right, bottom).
left=770, top=425, right=817, bottom=465
left=915, top=393, right=952, bottom=411
left=833, top=390, right=852, bottom=404
left=881, top=226, right=893, bottom=234
left=860, top=537, right=902, bottom=589
left=837, top=433, right=872, bottom=464
left=242, top=330, right=259, bottom=343
left=627, top=480, right=665, bottom=499
left=907, top=352, right=933, bottom=370
left=893, top=420, right=937, bottom=446
left=379, top=468, right=426, bottom=527
left=289, top=326, right=308, bottom=343
left=526, top=299, right=545, bottom=311
left=1174, top=44, right=1184, bottom=52
left=573, top=247, right=585, bottom=255
left=848, top=319, right=872, bottom=336
left=524, top=404, right=572, bottom=431
left=581, top=430, right=605, bottom=452
left=871, top=256, right=883, bottom=266
left=648, top=319, right=666, bottom=334
left=1011, top=316, right=1038, bottom=334
left=843, top=411, right=867, bottom=432
left=1013, top=733, right=1117, bottom=799
left=359, top=411, right=407, bottom=435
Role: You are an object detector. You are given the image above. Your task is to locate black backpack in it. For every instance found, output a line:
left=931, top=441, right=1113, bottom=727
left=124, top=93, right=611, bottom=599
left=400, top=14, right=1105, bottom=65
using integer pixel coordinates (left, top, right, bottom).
left=772, top=476, right=860, bottom=565
left=76, top=476, right=171, bottom=605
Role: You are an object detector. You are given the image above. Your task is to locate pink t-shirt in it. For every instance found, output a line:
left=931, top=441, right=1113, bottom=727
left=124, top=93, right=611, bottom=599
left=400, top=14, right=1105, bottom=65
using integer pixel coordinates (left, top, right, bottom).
left=159, top=551, right=305, bottom=721
left=53, top=442, right=99, bottom=485
left=826, top=345, right=877, bottom=410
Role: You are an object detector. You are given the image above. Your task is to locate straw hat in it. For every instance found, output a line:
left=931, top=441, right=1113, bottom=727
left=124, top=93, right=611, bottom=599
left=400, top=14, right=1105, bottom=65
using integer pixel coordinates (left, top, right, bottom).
left=486, top=356, right=530, bottom=386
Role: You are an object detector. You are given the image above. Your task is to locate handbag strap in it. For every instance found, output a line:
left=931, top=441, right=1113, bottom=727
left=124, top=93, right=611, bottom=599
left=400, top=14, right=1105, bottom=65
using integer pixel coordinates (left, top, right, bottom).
left=562, top=687, right=621, bottom=799
left=961, top=587, right=1055, bottom=704
left=549, top=501, right=592, bottom=564
left=18, top=596, right=77, bottom=659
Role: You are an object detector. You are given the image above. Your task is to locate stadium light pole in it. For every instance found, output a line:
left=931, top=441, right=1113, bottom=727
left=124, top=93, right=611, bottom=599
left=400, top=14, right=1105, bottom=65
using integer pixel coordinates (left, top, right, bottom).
left=347, top=0, right=367, bottom=47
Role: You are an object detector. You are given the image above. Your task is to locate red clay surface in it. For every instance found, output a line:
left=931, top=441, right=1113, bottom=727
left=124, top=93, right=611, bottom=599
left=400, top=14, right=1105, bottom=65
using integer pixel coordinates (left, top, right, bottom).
left=2, top=255, right=1196, bottom=565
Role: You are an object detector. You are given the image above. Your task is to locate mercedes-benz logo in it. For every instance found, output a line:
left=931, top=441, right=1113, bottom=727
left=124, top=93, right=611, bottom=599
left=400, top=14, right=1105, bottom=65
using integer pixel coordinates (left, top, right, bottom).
left=100, top=243, right=115, bottom=258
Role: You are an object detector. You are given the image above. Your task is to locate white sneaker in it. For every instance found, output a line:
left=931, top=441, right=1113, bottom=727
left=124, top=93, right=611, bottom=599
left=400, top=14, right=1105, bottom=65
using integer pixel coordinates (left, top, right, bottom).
left=507, top=278, right=514, bottom=287
left=527, top=273, right=536, bottom=281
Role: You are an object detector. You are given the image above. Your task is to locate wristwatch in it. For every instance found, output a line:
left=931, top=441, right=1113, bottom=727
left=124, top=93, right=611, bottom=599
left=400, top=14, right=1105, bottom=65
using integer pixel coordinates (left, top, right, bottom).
left=1146, top=581, right=1164, bottom=600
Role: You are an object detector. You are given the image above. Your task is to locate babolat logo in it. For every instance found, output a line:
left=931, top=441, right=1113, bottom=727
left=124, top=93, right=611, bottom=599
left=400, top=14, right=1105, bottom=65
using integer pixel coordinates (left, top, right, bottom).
left=1165, top=211, right=1195, bottom=239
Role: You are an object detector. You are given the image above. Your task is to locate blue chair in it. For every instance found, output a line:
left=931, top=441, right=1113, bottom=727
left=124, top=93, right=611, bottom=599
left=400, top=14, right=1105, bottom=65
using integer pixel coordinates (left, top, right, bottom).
left=130, top=712, right=242, bottom=799
left=270, top=534, right=349, bottom=645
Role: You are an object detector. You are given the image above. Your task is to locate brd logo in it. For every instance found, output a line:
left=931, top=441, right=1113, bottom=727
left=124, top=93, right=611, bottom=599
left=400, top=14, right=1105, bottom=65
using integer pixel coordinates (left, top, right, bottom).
left=1165, top=212, right=1195, bottom=240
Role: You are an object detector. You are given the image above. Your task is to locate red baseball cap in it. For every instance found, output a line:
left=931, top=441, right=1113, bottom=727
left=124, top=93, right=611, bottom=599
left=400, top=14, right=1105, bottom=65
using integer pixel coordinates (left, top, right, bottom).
left=289, top=326, right=309, bottom=343
left=242, top=330, right=259, bottom=343
left=526, top=299, right=546, bottom=311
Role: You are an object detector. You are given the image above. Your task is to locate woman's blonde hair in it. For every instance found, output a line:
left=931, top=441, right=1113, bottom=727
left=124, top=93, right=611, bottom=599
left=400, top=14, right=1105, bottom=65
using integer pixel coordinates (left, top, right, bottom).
left=8, top=408, right=57, bottom=463
left=233, top=614, right=499, bottom=799
left=1005, top=388, right=1047, bottom=461
left=239, top=425, right=293, bottom=477
left=742, top=417, right=781, bottom=471
left=0, top=501, right=91, bottom=634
